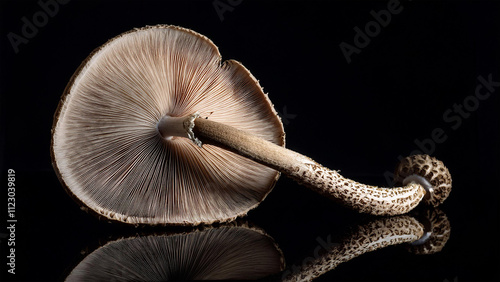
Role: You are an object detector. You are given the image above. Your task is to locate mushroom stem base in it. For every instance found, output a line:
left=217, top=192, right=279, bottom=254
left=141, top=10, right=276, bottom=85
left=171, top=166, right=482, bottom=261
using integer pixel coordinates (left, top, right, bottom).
left=157, top=115, right=191, bottom=140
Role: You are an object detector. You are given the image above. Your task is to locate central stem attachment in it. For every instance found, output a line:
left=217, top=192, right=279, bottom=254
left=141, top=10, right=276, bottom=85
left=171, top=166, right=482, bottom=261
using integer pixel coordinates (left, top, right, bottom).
left=157, top=115, right=189, bottom=140
left=158, top=113, right=450, bottom=216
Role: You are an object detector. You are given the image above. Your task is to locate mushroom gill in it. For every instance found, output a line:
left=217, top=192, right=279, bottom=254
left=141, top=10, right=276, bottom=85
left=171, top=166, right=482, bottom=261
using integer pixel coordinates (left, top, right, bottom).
left=52, top=25, right=284, bottom=225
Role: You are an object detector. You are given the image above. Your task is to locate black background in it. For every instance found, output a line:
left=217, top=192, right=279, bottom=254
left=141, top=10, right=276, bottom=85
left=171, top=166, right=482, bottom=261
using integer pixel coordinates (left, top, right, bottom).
left=1, top=0, right=499, bottom=281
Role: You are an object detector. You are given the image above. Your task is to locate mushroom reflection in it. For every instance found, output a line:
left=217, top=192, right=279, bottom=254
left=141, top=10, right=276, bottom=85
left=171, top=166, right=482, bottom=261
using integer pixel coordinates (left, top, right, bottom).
left=65, top=224, right=284, bottom=281
left=282, top=208, right=450, bottom=281
left=406, top=208, right=451, bottom=255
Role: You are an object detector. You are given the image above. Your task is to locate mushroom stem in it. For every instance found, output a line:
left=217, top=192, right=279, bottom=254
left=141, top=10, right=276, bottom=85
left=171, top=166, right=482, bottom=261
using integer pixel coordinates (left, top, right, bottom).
left=282, top=215, right=426, bottom=282
left=158, top=113, right=436, bottom=216
left=157, top=115, right=190, bottom=140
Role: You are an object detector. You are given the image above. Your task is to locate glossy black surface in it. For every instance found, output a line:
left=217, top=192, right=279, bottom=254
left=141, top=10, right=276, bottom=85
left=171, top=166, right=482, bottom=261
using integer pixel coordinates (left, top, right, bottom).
left=1, top=1, right=499, bottom=281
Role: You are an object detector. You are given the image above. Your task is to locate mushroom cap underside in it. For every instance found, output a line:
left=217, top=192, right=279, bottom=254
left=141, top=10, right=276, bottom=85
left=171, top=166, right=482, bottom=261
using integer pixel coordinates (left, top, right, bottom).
left=51, top=25, right=285, bottom=225
left=65, top=225, right=284, bottom=281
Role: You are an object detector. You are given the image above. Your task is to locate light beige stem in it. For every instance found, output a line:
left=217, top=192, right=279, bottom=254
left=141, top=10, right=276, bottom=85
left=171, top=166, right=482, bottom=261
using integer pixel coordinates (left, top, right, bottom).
left=158, top=114, right=426, bottom=215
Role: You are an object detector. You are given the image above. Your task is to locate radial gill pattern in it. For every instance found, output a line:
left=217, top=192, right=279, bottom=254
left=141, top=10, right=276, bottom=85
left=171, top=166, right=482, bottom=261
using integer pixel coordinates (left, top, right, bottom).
left=66, top=226, right=284, bottom=280
left=52, top=25, right=284, bottom=225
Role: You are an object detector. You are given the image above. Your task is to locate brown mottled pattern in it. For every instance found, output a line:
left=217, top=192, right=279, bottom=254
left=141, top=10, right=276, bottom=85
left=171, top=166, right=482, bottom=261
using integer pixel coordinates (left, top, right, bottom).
left=283, top=216, right=424, bottom=282
left=406, top=208, right=451, bottom=255
left=288, top=163, right=426, bottom=216
left=394, top=155, right=452, bottom=206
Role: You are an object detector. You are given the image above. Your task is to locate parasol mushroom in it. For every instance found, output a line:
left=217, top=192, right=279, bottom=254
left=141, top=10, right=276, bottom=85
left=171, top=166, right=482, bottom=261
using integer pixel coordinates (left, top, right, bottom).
left=405, top=208, right=451, bottom=255
left=65, top=223, right=284, bottom=281
left=51, top=25, right=452, bottom=225
left=281, top=208, right=451, bottom=281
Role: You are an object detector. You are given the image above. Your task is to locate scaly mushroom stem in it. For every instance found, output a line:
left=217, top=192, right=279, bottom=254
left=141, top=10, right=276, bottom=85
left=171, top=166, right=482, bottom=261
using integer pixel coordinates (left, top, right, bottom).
left=282, top=216, right=426, bottom=282
left=282, top=209, right=450, bottom=281
left=158, top=114, right=452, bottom=216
